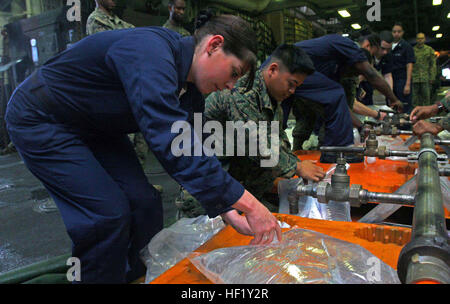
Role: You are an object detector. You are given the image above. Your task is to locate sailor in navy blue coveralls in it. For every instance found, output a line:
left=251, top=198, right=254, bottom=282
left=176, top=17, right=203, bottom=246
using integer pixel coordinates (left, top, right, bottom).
left=5, top=28, right=245, bottom=283
left=282, top=34, right=369, bottom=147
left=391, top=39, right=415, bottom=113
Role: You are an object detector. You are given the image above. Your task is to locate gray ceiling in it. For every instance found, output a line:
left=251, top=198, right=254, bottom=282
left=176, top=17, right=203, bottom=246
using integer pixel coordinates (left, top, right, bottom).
left=207, top=0, right=449, bottom=50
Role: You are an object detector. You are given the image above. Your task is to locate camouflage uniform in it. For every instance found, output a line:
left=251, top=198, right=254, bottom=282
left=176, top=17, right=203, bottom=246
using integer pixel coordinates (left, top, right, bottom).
left=86, top=7, right=134, bottom=35
left=162, top=19, right=191, bottom=37
left=412, top=44, right=437, bottom=107
left=176, top=72, right=299, bottom=215
left=204, top=71, right=299, bottom=211
left=437, top=94, right=450, bottom=131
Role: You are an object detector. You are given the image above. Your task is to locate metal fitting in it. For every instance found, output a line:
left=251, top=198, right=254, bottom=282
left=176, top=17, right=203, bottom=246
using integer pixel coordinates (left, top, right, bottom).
left=349, top=184, right=363, bottom=207
left=316, top=182, right=329, bottom=204
left=377, top=146, right=387, bottom=159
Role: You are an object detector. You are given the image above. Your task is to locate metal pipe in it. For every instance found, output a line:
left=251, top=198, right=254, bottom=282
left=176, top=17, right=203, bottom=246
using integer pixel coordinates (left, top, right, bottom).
left=320, top=146, right=416, bottom=158
left=359, top=190, right=415, bottom=205
left=398, top=130, right=413, bottom=135
left=439, top=167, right=450, bottom=176
left=388, top=150, right=415, bottom=157
left=397, top=133, right=450, bottom=284
left=434, top=139, right=450, bottom=146
left=413, top=133, right=447, bottom=240
left=320, top=146, right=365, bottom=153
left=297, top=184, right=415, bottom=206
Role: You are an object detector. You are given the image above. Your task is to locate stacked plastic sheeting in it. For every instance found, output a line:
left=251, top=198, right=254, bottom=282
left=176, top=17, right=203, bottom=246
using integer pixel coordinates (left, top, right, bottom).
left=278, top=165, right=351, bottom=222
left=189, top=228, right=400, bottom=284
left=140, top=216, right=225, bottom=283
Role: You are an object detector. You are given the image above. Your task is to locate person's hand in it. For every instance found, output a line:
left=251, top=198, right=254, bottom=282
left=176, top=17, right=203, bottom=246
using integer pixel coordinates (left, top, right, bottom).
left=412, top=120, right=443, bottom=137
left=410, top=104, right=439, bottom=123
left=378, top=111, right=387, bottom=121
left=231, top=190, right=282, bottom=245
left=403, top=84, right=411, bottom=95
left=359, top=89, right=366, bottom=100
left=296, top=160, right=325, bottom=182
left=390, top=99, right=404, bottom=113
left=221, top=209, right=253, bottom=236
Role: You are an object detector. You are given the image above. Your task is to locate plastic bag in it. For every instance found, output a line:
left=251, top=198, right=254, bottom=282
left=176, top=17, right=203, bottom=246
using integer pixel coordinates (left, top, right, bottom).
left=189, top=228, right=400, bottom=284
left=140, top=215, right=225, bottom=283
left=278, top=165, right=352, bottom=222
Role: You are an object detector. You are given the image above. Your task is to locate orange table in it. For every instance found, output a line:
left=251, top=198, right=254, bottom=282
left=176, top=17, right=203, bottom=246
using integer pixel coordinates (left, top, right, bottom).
left=272, top=150, right=450, bottom=219
left=151, top=213, right=411, bottom=284
left=294, top=150, right=417, bottom=194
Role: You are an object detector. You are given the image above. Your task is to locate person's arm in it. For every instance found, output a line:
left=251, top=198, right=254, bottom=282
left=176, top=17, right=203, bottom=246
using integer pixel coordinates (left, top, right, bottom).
left=352, top=100, right=386, bottom=120
left=384, top=73, right=393, bottom=89
left=410, top=93, right=450, bottom=122
left=204, top=90, right=228, bottom=122
left=404, top=63, right=413, bottom=95
left=354, top=61, right=403, bottom=111
left=404, top=43, right=415, bottom=95
left=227, top=190, right=282, bottom=244
left=349, top=110, right=363, bottom=128
left=413, top=120, right=443, bottom=137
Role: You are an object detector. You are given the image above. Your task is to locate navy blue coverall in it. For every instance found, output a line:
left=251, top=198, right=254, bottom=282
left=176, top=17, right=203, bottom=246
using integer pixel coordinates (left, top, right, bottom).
left=282, top=34, right=368, bottom=146
left=391, top=39, right=416, bottom=113
left=5, top=27, right=244, bottom=283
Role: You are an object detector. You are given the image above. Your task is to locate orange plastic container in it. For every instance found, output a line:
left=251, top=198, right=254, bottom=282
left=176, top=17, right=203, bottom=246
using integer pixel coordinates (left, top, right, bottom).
left=151, top=213, right=412, bottom=284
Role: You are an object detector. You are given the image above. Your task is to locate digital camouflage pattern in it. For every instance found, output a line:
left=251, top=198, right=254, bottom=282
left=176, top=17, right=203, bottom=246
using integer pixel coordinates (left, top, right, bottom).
left=413, top=44, right=437, bottom=83
left=204, top=70, right=298, bottom=207
left=413, top=44, right=437, bottom=107
left=162, top=19, right=191, bottom=37
left=86, top=7, right=134, bottom=35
